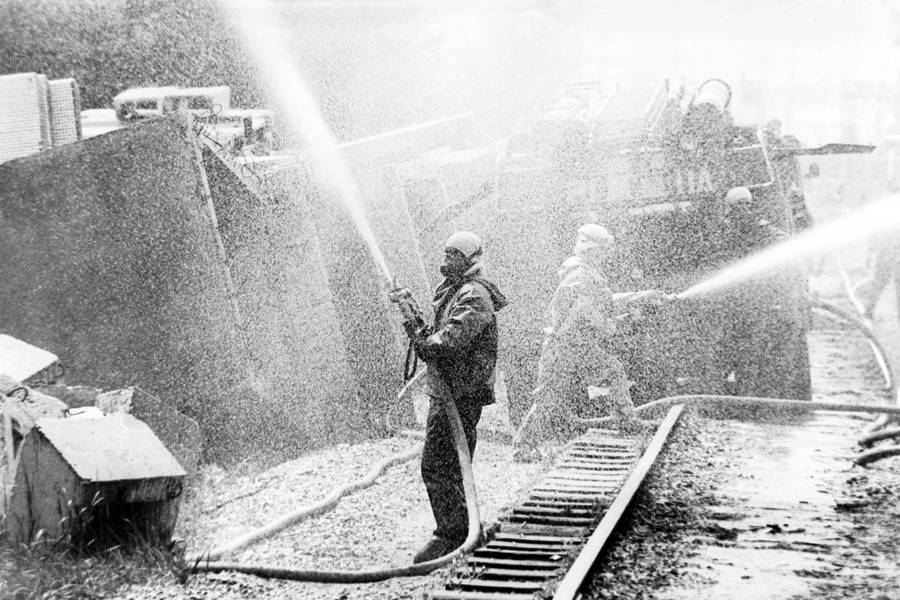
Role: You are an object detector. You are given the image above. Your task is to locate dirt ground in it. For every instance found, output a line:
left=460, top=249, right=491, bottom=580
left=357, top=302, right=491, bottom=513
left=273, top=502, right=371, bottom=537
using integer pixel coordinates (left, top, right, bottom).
left=113, top=433, right=548, bottom=599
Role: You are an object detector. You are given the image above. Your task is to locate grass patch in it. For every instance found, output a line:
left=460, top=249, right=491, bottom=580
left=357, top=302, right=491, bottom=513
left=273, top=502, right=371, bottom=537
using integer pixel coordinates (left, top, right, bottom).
left=0, top=530, right=179, bottom=600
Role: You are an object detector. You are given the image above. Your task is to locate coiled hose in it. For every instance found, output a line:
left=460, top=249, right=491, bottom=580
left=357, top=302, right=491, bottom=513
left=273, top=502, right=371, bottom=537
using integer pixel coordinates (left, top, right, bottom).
left=187, top=396, right=480, bottom=582
left=570, top=297, right=899, bottom=429
left=829, top=254, right=898, bottom=435
left=807, top=297, right=900, bottom=464
left=808, top=297, right=894, bottom=394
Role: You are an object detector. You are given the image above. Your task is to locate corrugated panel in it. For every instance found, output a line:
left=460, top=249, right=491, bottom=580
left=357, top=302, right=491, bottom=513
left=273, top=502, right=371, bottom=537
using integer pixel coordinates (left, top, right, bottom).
left=36, top=74, right=52, bottom=150
left=36, top=414, right=187, bottom=482
left=48, top=78, right=81, bottom=146
left=0, top=72, right=46, bottom=163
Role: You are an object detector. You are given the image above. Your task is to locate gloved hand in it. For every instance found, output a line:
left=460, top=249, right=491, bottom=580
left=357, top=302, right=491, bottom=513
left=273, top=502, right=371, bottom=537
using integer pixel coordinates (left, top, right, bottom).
left=389, top=287, right=423, bottom=325
left=625, top=289, right=674, bottom=320
left=640, top=289, right=676, bottom=307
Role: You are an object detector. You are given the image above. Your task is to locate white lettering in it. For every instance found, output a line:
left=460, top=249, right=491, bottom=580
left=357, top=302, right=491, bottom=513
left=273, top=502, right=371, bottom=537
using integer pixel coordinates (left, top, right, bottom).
left=697, top=168, right=714, bottom=193
left=674, top=171, right=685, bottom=196
left=686, top=170, right=696, bottom=194
left=670, top=166, right=715, bottom=196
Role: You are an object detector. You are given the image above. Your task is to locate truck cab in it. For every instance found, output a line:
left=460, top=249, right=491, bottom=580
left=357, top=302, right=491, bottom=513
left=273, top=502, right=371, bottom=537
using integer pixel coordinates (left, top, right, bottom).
left=112, top=85, right=273, bottom=154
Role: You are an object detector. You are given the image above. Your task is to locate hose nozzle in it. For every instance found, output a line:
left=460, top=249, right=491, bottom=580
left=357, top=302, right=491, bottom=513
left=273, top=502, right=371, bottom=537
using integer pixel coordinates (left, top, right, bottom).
left=388, top=279, right=422, bottom=325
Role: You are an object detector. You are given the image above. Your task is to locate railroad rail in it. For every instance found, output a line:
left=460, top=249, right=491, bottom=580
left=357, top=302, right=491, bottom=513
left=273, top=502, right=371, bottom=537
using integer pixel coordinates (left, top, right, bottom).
left=425, top=404, right=684, bottom=600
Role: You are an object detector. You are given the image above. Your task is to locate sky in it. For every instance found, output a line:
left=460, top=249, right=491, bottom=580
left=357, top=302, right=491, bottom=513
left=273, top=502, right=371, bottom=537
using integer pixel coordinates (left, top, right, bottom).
left=224, top=0, right=898, bottom=146
left=539, top=0, right=899, bottom=142
left=562, top=0, right=897, bottom=84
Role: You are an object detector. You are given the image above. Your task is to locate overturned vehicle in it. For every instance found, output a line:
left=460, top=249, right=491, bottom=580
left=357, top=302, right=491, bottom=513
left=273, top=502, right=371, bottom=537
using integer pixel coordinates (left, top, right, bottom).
left=402, top=79, right=873, bottom=422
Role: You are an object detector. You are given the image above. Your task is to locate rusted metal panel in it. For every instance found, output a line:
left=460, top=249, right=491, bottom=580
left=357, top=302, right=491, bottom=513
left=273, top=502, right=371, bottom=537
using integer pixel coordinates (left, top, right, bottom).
left=95, top=387, right=201, bottom=479
left=199, top=143, right=360, bottom=447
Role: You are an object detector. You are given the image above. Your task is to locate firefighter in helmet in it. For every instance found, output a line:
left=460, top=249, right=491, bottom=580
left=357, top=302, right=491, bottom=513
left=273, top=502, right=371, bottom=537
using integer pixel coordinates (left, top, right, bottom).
left=513, top=224, right=668, bottom=461
left=715, top=186, right=809, bottom=398
left=855, top=232, right=900, bottom=320
left=719, top=186, right=787, bottom=251
left=392, top=231, right=508, bottom=563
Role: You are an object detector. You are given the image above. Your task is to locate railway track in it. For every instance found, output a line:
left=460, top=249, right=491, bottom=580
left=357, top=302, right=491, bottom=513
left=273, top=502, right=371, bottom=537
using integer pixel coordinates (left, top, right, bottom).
left=426, top=405, right=684, bottom=600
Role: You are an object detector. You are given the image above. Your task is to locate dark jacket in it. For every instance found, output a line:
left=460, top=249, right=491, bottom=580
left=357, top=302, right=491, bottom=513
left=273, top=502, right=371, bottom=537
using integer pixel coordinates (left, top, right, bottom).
left=718, top=217, right=787, bottom=263
left=717, top=217, right=804, bottom=323
left=409, top=267, right=507, bottom=405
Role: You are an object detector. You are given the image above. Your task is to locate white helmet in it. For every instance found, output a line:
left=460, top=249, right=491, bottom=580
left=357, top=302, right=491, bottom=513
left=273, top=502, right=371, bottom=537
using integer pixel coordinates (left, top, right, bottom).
left=575, top=223, right=614, bottom=253
left=725, top=186, right=753, bottom=205
left=445, top=231, right=482, bottom=259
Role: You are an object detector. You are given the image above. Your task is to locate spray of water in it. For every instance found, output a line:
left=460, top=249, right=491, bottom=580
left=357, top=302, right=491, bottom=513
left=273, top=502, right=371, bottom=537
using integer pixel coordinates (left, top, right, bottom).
left=219, top=0, right=393, bottom=283
left=678, top=194, right=900, bottom=300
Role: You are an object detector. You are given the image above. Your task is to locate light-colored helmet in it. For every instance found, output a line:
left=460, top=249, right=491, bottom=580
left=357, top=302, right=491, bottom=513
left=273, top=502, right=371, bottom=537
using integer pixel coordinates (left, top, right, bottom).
left=725, top=186, right=753, bottom=205
left=576, top=223, right=614, bottom=250
left=445, top=231, right=482, bottom=259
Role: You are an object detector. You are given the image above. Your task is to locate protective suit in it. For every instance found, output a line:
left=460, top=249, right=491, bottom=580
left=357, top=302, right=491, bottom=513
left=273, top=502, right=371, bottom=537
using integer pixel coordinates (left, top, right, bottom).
left=855, top=234, right=900, bottom=319
left=715, top=187, right=809, bottom=399
left=395, top=230, right=508, bottom=563
left=514, top=225, right=664, bottom=458
left=410, top=265, right=507, bottom=404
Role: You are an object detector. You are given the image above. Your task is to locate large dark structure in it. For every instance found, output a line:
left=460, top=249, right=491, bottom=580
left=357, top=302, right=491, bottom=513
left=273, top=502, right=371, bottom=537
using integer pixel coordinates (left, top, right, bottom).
left=0, top=115, right=403, bottom=461
left=402, top=79, right=834, bottom=422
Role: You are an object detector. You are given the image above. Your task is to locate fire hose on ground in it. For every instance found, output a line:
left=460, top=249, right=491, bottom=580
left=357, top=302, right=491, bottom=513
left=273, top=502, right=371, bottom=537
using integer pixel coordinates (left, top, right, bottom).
left=187, top=443, right=424, bottom=564
left=186, top=394, right=480, bottom=581
left=829, top=253, right=898, bottom=435
left=190, top=391, right=900, bottom=581
left=633, top=395, right=900, bottom=466
left=563, top=296, right=900, bottom=465
left=808, top=297, right=895, bottom=396
left=517, top=295, right=900, bottom=455
left=188, top=286, right=900, bottom=580
left=807, top=297, right=900, bottom=455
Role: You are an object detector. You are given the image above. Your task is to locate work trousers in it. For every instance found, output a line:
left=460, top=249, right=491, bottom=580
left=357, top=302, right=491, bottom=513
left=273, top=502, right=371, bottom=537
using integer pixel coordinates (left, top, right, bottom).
left=421, top=396, right=482, bottom=542
left=517, top=333, right=630, bottom=448
left=718, top=289, right=810, bottom=400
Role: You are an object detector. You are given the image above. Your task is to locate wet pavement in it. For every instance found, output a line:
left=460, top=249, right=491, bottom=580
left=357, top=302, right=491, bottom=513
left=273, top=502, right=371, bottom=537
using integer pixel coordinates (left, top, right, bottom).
left=586, top=257, right=900, bottom=599
left=655, top=410, right=884, bottom=600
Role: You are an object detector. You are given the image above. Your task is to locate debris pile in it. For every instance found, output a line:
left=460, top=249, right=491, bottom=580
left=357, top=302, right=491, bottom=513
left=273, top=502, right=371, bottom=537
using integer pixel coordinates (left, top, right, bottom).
left=1, top=334, right=199, bottom=549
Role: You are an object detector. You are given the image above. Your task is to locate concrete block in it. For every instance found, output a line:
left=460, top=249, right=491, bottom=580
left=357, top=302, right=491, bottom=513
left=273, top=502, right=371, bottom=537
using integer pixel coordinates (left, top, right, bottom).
left=96, top=387, right=201, bottom=480
left=33, top=384, right=101, bottom=409
left=7, top=414, right=185, bottom=547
